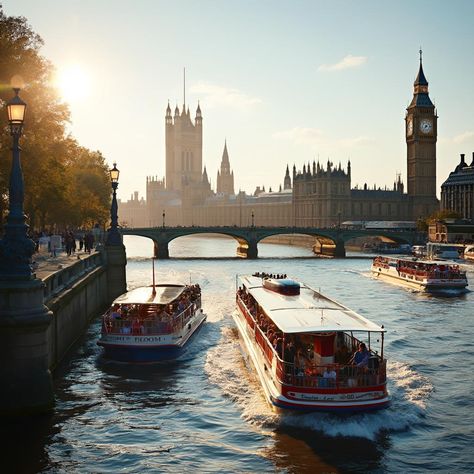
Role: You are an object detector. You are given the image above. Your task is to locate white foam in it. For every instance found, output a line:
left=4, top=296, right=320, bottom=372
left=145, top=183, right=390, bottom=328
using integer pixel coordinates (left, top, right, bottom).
left=206, top=328, right=433, bottom=440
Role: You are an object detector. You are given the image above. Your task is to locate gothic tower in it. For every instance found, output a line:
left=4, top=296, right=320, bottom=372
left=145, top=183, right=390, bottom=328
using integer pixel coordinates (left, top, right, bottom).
left=165, top=93, right=203, bottom=193
left=405, top=51, right=439, bottom=218
left=216, top=141, right=235, bottom=195
left=283, top=165, right=292, bottom=190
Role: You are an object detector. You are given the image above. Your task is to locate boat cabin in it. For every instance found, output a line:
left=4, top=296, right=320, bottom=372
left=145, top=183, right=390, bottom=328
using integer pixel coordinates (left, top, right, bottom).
left=236, top=275, right=386, bottom=390
left=102, top=284, right=201, bottom=336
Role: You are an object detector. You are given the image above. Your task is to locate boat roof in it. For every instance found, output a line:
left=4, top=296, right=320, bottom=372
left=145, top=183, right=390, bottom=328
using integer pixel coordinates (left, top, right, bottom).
left=114, top=284, right=186, bottom=305
left=376, top=257, right=460, bottom=265
left=240, top=276, right=385, bottom=334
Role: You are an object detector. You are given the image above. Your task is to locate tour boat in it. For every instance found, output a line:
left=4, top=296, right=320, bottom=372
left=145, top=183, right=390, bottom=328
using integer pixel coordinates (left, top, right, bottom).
left=371, top=256, right=468, bottom=293
left=98, top=283, right=206, bottom=362
left=233, top=273, right=390, bottom=412
left=463, top=244, right=474, bottom=262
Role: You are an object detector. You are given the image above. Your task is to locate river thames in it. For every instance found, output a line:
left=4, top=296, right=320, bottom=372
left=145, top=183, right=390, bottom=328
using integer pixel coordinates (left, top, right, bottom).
left=4, top=236, right=474, bottom=473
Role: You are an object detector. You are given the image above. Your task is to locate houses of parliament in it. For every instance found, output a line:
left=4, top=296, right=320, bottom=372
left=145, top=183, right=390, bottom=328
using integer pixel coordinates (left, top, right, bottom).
left=119, top=56, right=440, bottom=228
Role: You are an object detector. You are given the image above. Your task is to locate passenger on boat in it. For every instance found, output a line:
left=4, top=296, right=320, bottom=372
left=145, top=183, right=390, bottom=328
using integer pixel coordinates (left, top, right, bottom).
left=295, top=350, right=306, bottom=376
left=323, top=366, right=337, bottom=381
left=111, top=307, right=122, bottom=320
left=285, top=341, right=296, bottom=364
left=274, top=337, right=283, bottom=357
left=350, top=342, right=370, bottom=368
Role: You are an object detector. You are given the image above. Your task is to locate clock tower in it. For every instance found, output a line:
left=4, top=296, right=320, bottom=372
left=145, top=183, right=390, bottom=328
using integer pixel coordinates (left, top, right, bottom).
left=405, top=50, right=439, bottom=218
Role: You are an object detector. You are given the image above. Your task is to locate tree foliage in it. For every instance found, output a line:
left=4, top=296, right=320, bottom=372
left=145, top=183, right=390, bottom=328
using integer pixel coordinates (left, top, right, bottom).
left=417, top=209, right=462, bottom=231
left=0, top=5, right=110, bottom=231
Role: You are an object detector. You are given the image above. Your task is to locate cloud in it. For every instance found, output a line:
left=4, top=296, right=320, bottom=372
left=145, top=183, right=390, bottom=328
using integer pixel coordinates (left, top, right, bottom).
left=453, top=131, right=474, bottom=144
left=318, top=55, right=368, bottom=72
left=273, top=126, right=374, bottom=149
left=189, top=81, right=262, bottom=109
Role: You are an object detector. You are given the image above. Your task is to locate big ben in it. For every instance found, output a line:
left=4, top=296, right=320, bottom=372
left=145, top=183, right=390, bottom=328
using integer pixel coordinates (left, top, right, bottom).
left=405, top=50, right=439, bottom=218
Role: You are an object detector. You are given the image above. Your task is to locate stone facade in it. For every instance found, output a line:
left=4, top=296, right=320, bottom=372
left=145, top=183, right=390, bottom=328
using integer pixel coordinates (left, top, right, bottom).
left=441, top=153, right=474, bottom=220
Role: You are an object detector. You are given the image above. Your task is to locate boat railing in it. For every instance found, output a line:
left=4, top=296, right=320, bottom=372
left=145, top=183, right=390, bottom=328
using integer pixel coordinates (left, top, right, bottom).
left=237, top=295, right=387, bottom=390
left=236, top=296, right=277, bottom=364
left=275, top=359, right=387, bottom=389
left=103, top=298, right=201, bottom=336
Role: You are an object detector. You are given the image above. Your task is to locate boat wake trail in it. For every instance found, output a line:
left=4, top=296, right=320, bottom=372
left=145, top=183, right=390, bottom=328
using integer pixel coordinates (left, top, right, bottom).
left=280, top=360, right=432, bottom=440
left=205, top=327, right=279, bottom=429
left=206, top=326, right=433, bottom=440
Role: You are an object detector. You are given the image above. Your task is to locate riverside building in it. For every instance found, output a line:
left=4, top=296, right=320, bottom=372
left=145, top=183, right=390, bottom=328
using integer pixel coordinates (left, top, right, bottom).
left=120, top=55, right=439, bottom=228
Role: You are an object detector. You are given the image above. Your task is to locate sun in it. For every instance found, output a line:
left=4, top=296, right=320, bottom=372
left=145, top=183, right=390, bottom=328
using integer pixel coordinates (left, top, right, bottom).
left=56, top=64, right=91, bottom=103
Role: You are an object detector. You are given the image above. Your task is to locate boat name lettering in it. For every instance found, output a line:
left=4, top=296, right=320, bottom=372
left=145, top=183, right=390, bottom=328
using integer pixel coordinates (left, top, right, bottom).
left=106, top=335, right=162, bottom=343
left=287, top=391, right=384, bottom=401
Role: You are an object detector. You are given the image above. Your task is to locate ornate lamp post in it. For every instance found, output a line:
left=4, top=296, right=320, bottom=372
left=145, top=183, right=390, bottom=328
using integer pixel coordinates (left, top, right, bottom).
left=0, top=88, right=35, bottom=279
left=106, top=162, right=121, bottom=245
left=162, top=210, right=165, bottom=228
left=251, top=210, right=255, bottom=228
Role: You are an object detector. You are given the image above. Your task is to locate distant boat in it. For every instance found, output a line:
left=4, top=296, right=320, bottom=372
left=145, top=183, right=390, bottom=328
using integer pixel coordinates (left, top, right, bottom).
left=425, top=242, right=463, bottom=260
left=412, top=245, right=427, bottom=258
left=98, top=283, right=206, bottom=362
left=233, top=273, right=390, bottom=412
left=371, top=256, right=468, bottom=293
left=464, top=244, right=474, bottom=262
left=363, top=242, right=411, bottom=254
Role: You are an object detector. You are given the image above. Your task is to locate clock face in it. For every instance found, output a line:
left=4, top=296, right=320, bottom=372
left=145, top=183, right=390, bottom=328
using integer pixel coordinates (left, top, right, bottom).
left=407, top=118, right=413, bottom=135
left=420, top=119, right=433, bottom=134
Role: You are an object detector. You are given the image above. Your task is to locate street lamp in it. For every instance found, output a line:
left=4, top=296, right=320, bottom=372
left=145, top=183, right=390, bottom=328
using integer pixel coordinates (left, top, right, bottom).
left=0, top=88, right=35, bottom=279
left=106, top=162, right=122, bottom=245
left=251, top=210, right=255, bottom=228
left=162, top=210, right=166, bottom=228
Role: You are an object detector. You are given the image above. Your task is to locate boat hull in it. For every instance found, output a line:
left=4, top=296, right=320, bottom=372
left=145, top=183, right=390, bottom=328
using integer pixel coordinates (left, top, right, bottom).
left=98, top=311, right=206, bottom=363
left=233, top=306, right=389, bottom=412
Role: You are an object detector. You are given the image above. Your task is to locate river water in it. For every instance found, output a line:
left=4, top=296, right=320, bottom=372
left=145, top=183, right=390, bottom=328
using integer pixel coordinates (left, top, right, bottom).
left=5, top=236, right=474, bottom=473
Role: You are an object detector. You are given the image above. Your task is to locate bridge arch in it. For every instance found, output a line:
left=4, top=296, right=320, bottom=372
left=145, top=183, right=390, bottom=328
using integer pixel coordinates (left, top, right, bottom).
left=166, top=232, right=250, bottom=258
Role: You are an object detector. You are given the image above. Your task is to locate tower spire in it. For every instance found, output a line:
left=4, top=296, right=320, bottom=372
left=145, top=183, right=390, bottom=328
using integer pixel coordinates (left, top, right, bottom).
left=183, top=67, right=186, bottom=109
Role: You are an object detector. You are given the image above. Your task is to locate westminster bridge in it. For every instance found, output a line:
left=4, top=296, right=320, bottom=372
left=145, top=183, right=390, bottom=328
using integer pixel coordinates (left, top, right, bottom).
left=120, top=226, right=421, bottom=259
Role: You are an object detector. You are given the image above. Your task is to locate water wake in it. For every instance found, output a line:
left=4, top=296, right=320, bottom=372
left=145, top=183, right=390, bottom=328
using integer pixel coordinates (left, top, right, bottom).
left=206, top=328, right=433, bottom=440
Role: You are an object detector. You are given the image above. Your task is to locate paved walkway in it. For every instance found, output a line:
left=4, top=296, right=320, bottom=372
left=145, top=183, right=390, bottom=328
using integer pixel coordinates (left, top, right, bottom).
left=33, top=250, right=95, bottom=280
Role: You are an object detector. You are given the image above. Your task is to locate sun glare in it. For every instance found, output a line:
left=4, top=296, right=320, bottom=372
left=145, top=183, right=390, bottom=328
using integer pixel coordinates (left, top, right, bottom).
left=56, top=64, right=91, bottom=103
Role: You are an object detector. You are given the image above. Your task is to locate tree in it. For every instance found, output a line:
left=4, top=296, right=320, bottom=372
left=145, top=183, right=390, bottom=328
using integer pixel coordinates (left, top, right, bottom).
left=417, top=209, right=462, bottom=232
left=0, top=5, right=110, bottom=231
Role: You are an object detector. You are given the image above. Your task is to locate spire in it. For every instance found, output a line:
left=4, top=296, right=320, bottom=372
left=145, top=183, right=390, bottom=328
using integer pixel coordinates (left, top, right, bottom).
left=222, top=140, right=230, bottom=165
left=196, top=101, right=202, bottom=117
left=414, top=48, right=428, bottom=87
left=284, top=164, right=291, bottom=190
left=166, top=101, right=171, bottom=116
left=202, top=166, right=209, bottom=183
left=174, top=104, right=179, bottom=116
left=183, top=67, right=186, bottom=109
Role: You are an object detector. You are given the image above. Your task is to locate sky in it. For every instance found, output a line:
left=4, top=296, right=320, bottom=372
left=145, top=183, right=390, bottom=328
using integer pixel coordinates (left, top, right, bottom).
left=3, top=0, right=474, bottom=201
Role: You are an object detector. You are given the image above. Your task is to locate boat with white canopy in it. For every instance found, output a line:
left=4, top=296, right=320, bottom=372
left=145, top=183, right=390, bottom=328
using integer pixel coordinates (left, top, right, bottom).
left=234, top=274, right=389, bottom=412
left=98, top=283, right=206, bottom=362
left=371, top=256, right=468, bottom=293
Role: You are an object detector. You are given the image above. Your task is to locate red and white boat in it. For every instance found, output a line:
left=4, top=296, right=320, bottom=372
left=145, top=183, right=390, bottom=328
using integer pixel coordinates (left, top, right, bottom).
left=371, top=256, right=468, bottom=293
left=234, top=274, right=390, bottom=412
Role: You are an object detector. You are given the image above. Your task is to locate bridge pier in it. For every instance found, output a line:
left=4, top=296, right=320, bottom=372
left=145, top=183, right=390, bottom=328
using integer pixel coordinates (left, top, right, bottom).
left=154, top=241, right=169, bottom=259
left=236, top=240, right=258, bottom=259
left=334, top=240, right=346, bottom=258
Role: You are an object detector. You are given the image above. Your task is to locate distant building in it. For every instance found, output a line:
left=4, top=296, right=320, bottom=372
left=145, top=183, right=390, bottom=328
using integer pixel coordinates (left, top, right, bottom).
left=440, top=153, right=474, bottom=220
left=121, top=54, right=440, bottom=228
